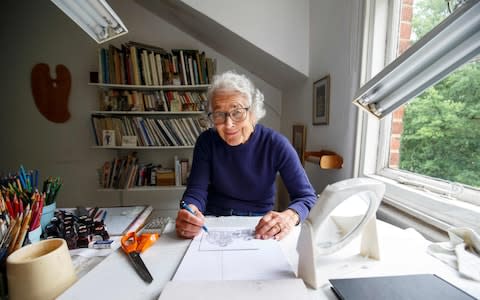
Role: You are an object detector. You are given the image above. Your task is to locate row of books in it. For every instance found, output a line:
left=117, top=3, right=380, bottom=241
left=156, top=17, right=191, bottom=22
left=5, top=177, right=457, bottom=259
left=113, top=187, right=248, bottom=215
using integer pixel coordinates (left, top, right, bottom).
left=98, top=153, right=190, bottom=189
left=91, top=115, right=209, bottom=147
left=98, top=90, right=207, bottom=112
left=98, top=41, right=217, bottom=86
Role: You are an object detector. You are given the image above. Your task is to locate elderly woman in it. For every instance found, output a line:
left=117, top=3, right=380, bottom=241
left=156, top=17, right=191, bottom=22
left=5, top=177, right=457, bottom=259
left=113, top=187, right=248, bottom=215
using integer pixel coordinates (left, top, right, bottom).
left=176, top=71, right=316, bottom=240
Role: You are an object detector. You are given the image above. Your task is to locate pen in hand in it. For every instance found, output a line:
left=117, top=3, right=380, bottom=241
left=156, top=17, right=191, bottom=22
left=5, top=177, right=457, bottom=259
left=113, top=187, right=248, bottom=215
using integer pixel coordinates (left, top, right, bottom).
left=180, top=201, right=209, bottom=233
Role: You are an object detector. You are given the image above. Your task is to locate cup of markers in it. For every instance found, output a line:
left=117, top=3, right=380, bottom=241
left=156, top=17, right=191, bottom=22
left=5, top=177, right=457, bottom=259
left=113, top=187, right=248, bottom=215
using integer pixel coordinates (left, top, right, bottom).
left=40, top=177, right=62, bottom=231
left=0, top=166, right=63, bottom=262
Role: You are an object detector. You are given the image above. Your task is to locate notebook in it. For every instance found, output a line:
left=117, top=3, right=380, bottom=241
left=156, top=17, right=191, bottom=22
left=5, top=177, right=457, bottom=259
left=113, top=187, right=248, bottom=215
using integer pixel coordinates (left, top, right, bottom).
left=329, top=274, right=476, bottom=300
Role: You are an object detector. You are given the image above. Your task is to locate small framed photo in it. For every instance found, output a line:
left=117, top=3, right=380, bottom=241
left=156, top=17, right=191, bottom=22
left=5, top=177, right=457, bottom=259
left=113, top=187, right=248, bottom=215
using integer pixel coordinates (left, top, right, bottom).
left=102, top=130, right=116, bottom=146
left=122, top=135, right=138, bottom=147
left=292, top=124, right=306, bottom=165
left=313, top=75, right=331, bottom=125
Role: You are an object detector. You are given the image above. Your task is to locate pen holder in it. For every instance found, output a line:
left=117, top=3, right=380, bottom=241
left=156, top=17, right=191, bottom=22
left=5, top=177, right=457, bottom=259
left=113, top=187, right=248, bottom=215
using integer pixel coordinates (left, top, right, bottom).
left=6, top=238, right=76, bottom=300
left=40, top=201, right=56, bottom=231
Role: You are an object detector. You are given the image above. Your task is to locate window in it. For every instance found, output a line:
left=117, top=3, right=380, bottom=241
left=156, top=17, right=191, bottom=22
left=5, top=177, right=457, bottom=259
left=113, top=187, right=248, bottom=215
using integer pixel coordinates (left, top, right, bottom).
left=356, top=0, right=480, bottom=241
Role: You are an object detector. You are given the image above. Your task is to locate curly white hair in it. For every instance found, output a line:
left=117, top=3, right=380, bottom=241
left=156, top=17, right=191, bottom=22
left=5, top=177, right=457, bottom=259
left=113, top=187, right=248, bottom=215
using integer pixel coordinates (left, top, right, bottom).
left=206, top=71, right=266, bottom=122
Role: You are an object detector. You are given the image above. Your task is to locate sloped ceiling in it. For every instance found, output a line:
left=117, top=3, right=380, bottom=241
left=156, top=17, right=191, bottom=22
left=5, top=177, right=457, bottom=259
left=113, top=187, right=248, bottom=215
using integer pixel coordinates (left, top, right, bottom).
left=135, top=0, right=308, bottom=90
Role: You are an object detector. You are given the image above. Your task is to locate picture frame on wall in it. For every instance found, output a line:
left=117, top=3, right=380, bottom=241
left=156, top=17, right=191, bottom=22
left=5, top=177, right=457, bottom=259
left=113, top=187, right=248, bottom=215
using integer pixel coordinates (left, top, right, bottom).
left=292, top=124, right=306, bottom=165
left=313, top=75, right=331, bottom=125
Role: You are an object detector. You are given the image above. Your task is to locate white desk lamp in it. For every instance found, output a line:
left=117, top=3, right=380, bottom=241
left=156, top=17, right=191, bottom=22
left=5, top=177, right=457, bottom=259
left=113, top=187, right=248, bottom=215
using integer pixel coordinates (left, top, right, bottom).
left=297, top=178, right=385, bottom=289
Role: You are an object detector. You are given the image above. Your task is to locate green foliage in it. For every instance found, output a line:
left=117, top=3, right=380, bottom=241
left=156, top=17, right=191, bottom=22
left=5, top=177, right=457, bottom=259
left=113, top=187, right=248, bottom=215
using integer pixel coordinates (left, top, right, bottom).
left=397, top=0, right=480, bottom=188
left=411, top=0, right=449, bottom=42
left=399, top=61, right=480, bottom=187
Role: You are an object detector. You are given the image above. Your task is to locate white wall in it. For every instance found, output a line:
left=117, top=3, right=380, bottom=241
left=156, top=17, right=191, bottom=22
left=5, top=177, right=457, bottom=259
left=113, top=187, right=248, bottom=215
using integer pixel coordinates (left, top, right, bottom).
left=282, top=0, right=362, bottom=195
left=174, top=0, right=361, bottom=197
left=181, top=0, right=310, bottom=76
left=0, top=0, right=281, bottom=210
left=0, top=0, right=361, bottom=210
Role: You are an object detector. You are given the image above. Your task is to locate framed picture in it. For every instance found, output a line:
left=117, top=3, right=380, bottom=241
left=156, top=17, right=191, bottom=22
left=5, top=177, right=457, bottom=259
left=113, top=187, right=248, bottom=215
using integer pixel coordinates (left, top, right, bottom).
left=292, top=124, right=306, bottom=165
left=313, top=75, right=331, bottom=125
left=102, top=130, right=116, bottom=146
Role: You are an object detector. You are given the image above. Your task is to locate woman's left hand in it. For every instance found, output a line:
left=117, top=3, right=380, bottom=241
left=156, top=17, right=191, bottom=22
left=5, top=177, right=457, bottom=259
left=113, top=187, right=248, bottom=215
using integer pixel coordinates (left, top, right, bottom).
left=255, top=209, right=299, bottom=241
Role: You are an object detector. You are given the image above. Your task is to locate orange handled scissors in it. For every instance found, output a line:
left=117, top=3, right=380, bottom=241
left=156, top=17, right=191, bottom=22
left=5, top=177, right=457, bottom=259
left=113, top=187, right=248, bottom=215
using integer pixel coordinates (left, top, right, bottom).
left=121, top=232, right=159, bottom=283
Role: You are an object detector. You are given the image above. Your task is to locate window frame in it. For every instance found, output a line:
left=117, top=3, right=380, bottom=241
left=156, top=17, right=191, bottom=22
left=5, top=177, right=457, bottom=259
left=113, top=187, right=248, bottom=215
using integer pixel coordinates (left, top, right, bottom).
left=355, top=0, right=480, bottom=240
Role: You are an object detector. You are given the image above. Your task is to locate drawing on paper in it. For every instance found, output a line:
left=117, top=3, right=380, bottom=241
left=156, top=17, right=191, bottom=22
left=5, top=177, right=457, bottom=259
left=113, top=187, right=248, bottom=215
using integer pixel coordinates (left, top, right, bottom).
left=199, top=228, right=258, bottom=251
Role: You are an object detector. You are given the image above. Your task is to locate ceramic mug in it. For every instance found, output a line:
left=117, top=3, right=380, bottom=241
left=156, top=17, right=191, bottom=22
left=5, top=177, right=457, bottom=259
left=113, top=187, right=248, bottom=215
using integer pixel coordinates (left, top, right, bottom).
left=6, top=238, right=76, bottom=300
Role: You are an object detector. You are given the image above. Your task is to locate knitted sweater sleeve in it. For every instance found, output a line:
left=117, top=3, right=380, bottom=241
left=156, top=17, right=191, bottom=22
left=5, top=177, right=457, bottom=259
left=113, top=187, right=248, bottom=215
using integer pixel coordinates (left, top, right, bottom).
left=275, top=134, right=317, bottom=221
left=181, top=131, right=211, bottom=212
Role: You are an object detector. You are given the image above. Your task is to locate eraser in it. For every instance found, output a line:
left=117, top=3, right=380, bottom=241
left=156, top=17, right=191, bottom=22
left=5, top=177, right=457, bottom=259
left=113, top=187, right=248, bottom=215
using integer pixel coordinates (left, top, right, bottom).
left=88, top=239, right=114, bottom=249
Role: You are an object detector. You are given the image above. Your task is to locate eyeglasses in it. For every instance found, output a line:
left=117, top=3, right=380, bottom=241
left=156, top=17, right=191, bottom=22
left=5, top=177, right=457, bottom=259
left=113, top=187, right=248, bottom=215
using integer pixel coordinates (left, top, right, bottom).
left=208, top=107, right=250, bottom=124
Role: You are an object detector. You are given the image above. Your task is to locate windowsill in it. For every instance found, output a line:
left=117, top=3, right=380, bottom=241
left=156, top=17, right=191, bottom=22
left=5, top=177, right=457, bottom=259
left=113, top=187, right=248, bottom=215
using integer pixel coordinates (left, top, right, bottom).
left=364, top=174, right=480, bottom=240
left=377, top=201, right=448, bottom=242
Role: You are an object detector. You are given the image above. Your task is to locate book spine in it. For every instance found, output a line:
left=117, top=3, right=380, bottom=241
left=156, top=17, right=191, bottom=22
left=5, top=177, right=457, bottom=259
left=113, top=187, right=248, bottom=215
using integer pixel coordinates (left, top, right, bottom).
left=174, top=156, right=181, bottom=186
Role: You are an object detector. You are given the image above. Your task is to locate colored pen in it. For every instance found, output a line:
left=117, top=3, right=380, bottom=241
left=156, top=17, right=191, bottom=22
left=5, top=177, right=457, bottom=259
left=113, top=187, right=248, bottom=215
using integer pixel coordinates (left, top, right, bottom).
left=101, top=210, right=107, bottom=222
left=180, top=201, right=208, bottom=233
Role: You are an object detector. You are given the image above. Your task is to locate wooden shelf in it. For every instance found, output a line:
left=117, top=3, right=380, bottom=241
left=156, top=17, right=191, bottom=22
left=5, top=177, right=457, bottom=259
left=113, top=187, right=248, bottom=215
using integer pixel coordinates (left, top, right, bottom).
left=88, top=82, right=210, bottom=91
left=91, top=145, right=194, bottom=150
left=91, top=110, right=206, bottom=115
left=97, top=186, right=186, bottom=192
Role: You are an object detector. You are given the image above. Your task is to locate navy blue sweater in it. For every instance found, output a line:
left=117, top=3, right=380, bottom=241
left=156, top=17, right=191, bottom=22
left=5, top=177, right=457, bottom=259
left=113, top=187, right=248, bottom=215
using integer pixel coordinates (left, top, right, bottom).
left=182, top=124, right=317, bottom=221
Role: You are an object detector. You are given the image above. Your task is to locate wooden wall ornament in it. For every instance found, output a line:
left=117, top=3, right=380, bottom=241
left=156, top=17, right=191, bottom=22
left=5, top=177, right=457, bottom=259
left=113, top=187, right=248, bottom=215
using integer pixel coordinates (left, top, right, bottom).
left=31, top=63, right=71, bottom=123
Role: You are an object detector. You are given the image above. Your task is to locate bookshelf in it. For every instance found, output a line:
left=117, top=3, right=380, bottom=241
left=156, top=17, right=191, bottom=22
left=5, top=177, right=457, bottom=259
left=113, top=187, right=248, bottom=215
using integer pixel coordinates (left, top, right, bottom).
left=90, top=41, right=216, bottom=213
left=90, top=82, right=210, bottom=193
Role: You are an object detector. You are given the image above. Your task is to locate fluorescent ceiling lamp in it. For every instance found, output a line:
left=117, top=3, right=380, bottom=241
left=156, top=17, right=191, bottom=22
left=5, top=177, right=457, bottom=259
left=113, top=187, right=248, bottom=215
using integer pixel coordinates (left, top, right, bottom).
left=51, top=0, right=128, bottom=44
left=353, top=0, right=480, bottom=119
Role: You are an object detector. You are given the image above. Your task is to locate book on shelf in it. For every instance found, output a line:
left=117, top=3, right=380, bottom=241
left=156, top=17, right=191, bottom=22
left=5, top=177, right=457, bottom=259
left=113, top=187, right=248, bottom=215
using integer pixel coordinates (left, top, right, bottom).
left=118, top=152, right=138, bottom=189
left=91, top=115, right=101, bottom=146
left=126, top=41, right=168, bottom=55
left=174, top=156, right=181, bottom=186
left=206, top=57, right=216, bottom=84
left=180, top=159, right=189, bottom=185
left=149, top=51, right=159, bottom=86
left=91, top=114, right=207, bottom=147
left=102, top=161, right=112, bottom=188
left=99, top=152, right=190, bottom=189
left=155, top=53, right=163, bottom=85
left=129, top=45, right=141, bottom=85
left=96, top=89, right=207, bottom=113
left=165, top=119, right=186, bottom=146
left=145, top=118, right=162, bottom=146
left=159, top=90, right=169, bottom=111
left=98, top=48, right=105, bottom=84
left=156, top=168, right=175, bottom=186
left=140, top=50, right=151, bottom=86
left=97, top=41, right=213, bottom=87
left=171, top=49, right=188, bottom=85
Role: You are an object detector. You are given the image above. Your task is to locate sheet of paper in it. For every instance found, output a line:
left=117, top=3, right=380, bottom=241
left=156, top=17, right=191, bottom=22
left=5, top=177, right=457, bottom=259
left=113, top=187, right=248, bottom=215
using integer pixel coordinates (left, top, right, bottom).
left=173, top=226, right=296, bottom=281
left=199, top=228, right=258, bottom=251
left=159, top=279, right=309, bottom=300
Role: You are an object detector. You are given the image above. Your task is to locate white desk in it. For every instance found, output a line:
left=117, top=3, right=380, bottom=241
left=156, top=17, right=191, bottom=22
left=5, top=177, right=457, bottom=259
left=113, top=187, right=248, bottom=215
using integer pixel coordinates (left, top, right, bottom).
left=58, top=217, right=480, bottom=300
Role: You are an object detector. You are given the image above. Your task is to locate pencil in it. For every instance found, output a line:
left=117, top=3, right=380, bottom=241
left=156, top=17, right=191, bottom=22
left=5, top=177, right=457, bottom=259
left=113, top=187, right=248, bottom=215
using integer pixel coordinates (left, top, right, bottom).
left=14, top=206, right=31, bottom=251
left=180, top=201, right=209, bottom=233
left=0, top=218, right=15, bottom=249
left=8, top=213, right=23, bottom=254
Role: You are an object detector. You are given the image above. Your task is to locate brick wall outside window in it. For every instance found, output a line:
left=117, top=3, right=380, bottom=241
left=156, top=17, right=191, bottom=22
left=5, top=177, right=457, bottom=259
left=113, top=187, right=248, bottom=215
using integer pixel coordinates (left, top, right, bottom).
left=389, top=0, right=413, bottom=168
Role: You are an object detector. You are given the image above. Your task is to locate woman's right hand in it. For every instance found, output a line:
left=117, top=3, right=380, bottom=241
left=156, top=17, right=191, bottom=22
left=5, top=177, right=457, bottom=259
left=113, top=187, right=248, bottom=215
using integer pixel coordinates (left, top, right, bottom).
left=175, top=204, right=206, bottom=239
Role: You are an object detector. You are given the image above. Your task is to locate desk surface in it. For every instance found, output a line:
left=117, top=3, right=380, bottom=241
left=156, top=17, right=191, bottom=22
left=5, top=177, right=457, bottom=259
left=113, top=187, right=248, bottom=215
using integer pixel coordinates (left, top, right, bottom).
left=58, top=217, right=480, bottom=300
